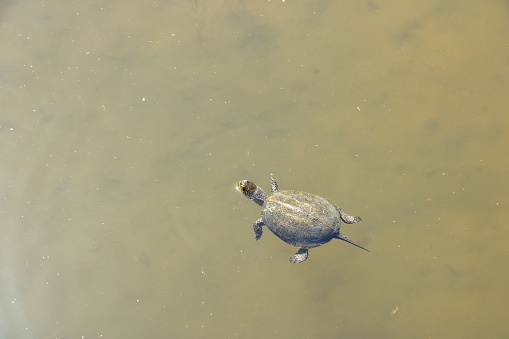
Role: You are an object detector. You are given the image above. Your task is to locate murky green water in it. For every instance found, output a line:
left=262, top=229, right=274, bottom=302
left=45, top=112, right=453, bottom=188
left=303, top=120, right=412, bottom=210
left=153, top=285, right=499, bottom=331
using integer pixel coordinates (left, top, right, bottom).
left=1, top=0, right=508, bottom=338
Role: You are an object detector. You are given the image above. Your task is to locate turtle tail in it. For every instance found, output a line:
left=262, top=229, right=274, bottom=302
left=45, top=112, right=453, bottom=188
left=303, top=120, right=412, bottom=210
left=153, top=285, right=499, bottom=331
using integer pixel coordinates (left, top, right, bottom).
left=335, top=233, right=370, bottom=252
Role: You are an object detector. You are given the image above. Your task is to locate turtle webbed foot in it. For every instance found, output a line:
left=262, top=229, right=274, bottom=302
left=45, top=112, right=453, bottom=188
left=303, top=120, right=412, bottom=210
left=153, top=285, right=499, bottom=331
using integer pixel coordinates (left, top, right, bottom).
left=289, top=248, right=308, bottom=263
left=253, top=219, right=264, bottom=240
left=338, top=208, right=362, bottom=224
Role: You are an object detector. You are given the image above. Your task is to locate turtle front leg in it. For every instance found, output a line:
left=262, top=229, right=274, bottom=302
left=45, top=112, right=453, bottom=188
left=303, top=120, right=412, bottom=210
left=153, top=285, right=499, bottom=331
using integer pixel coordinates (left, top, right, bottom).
left=289, top=248, right=308, bottom=263
left=253, top=218, right=264, bottom=240
left=337, top=208, right=362, bottom=224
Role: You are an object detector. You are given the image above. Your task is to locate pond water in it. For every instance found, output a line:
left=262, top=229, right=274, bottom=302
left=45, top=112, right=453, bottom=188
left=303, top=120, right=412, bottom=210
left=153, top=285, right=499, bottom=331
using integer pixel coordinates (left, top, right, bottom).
left=1, top=0, right=508, bottom=338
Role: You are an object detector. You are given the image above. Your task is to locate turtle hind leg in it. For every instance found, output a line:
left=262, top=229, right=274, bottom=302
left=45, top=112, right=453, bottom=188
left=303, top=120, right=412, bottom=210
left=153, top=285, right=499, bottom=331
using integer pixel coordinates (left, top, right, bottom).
left=337, top=208, right=362, bottom=224
left=253, top=218, right=264, bottom=240
left=289, top=248, right=308, bottom=263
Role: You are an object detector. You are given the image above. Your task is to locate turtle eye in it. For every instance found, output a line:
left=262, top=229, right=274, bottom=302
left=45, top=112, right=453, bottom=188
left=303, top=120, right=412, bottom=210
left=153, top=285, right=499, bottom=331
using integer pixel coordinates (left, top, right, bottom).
left=237, top=181, right=245, bottom=191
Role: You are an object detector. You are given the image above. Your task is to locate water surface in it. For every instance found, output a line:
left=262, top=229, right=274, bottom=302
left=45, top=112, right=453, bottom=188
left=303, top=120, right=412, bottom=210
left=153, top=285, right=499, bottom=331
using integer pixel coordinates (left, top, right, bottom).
left=1, top=0, right=508, bottom=338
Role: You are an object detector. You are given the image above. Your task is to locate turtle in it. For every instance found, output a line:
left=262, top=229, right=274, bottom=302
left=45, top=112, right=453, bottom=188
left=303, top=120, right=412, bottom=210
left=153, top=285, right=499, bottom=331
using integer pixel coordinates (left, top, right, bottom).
left=237, top=177, right=369, bottom=263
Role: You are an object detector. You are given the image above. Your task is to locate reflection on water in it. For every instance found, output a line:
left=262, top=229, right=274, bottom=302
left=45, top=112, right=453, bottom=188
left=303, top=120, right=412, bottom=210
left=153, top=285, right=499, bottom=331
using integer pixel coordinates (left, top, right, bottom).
left=1, top=0, right=508, bottom=338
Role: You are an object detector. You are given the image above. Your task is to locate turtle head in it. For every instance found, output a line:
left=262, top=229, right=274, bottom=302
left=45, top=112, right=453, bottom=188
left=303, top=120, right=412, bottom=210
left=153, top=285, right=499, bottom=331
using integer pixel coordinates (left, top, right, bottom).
left=237, top=180, right=267, bottom=206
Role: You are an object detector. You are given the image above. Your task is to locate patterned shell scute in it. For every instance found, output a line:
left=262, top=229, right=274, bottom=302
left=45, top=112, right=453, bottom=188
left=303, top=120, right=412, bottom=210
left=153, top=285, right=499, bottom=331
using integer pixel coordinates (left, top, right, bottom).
left=262, top=190, right=341, bottom=248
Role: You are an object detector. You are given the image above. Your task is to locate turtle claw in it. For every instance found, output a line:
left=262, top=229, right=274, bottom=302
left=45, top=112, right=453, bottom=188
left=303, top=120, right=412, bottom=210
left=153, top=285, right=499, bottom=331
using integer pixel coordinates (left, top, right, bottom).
left=289, top=248, right=308, bottom=263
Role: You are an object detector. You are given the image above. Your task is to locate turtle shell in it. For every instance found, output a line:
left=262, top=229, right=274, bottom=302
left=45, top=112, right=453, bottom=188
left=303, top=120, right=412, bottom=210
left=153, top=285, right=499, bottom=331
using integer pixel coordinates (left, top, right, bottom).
left=262, top=190, right=341, bottom=248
